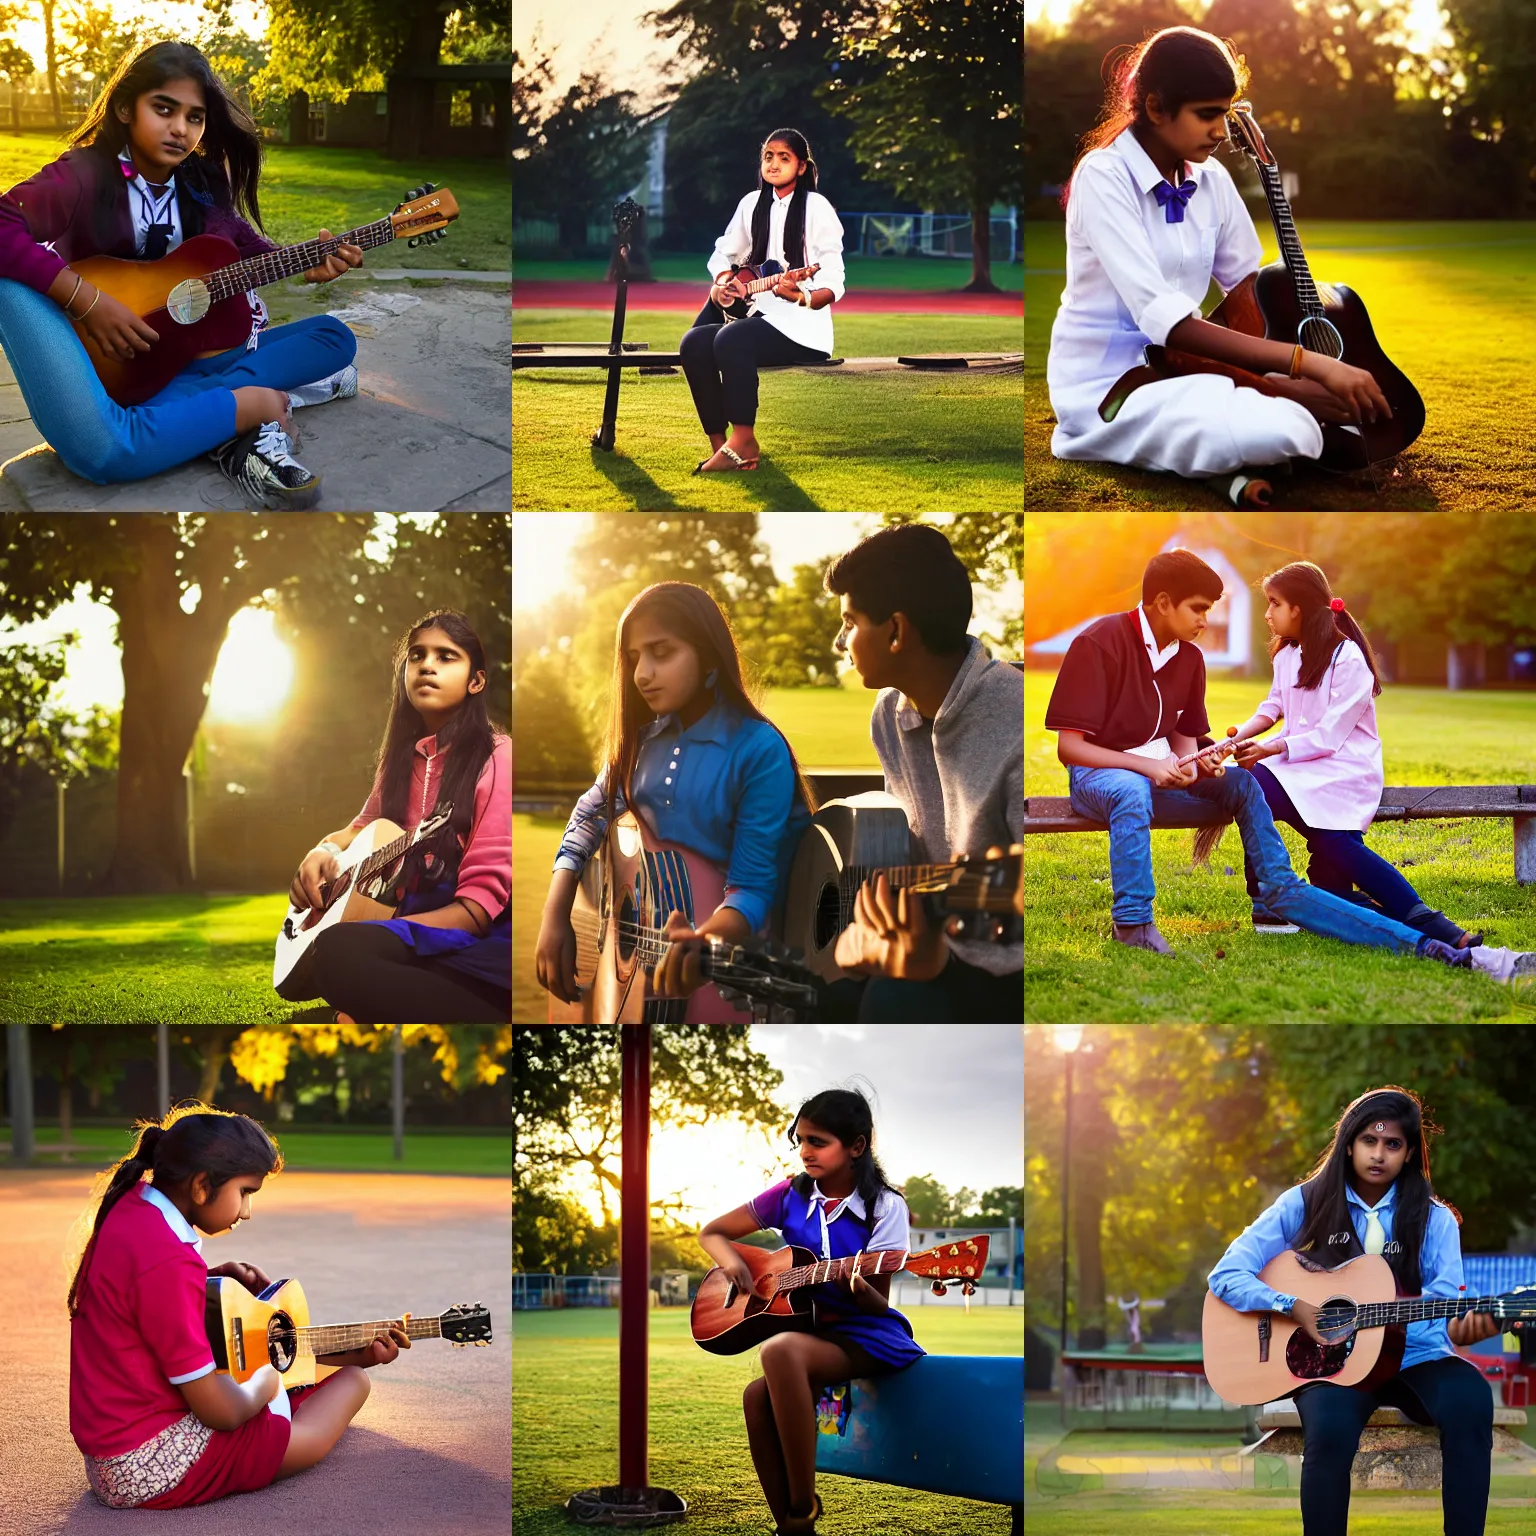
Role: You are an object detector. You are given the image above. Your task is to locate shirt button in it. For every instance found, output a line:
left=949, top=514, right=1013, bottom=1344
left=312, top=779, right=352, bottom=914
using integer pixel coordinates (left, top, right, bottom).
left=665, top=776, right=672, bottom=784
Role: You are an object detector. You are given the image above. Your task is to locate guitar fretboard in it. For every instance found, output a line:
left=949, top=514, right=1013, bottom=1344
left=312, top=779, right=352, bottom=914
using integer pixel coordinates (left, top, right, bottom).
left=836, top=861, right=1017, bottom=915
left=738, top=265, right=817, bottom=296
left=773, top=1248, right=910, bottom=1294
left=205, top=218, right=399, bottom=304
left=1250, top=155, right=1323, bottom=319
left=295, top=1313, right=447, bottom=1357
left=1347, top=1295, right=1511, bottom=1329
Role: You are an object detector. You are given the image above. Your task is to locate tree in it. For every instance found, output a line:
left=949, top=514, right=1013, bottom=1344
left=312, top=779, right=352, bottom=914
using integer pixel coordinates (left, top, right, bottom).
left=510, top=46, right=553, bottom=164
left=515, top=1184, right=619, bottom=1273
left=0, top=40, right=34, bottom=132
left=902, top=1172, right=976, bottom=1225
left=751, top=562, right=843, bottom=687
left=826, top=0, right=1022, bottom=292
left=57, top=0, right=137, bottom=94
left=510, top=650, right=592, bottom=789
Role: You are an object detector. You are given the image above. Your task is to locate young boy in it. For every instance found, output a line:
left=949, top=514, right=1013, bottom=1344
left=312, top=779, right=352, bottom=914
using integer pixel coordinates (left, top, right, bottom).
left=1045, top=548, right=1534, bottom=981
left=820, top=523, right=1023, bottom=1022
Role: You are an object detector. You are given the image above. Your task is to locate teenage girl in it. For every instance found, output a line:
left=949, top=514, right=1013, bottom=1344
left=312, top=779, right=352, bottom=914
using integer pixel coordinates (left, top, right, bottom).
left=699, top=1088, right=924, bottom=1536
left=535, top=581, right=814, bottom=1017
left=1047, top=28, right=1392, bottom=494
left=0, top=41, right=363, bottom=509
left=284, top=609, right=511, bottom=1023
left=680, top=128, right=845, bottom=473
left=1208, top=1087, right=1497, bottom=1536
left=1217, top=560, right=1481, bottom=947
left=68, top=1105, right=409, bottom=1510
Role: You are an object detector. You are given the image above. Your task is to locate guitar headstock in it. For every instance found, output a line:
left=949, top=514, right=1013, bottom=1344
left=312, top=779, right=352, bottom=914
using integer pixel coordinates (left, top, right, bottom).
left=391, top=184, right=459, bottom=249
left=904, top=1236, right=991, bottom=1290
left=1494, top=1285, right=1536, bottom=1330
left=924, top=847, right=1022, bottom=944
left=440, top=1302, right=492, bottom=1345
left=1226, top=102, right=1274, bottom=167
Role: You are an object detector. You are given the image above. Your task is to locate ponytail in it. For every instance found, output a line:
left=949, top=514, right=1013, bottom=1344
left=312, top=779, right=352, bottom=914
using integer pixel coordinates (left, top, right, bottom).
left=68, top=1105, right=282, bottom=1316
left=748, top=127, right=817, bottom=269
left=1261, top=561, right=1383, bottom=696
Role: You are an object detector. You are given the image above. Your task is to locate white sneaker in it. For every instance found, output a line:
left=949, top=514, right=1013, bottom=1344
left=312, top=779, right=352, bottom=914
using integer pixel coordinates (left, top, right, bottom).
left=1469, top=946, right=1536, bottom=985
left=213, top=420, right=321, bottom=510
left=287, top=365, right=358, bottom=411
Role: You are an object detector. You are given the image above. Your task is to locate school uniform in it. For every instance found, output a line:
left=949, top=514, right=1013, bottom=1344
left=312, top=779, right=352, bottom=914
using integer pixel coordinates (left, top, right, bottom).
left=1046, top=608, right=1432, bottom=952
left=679, top=187, right=846, bottom=433
left=70, top=1182, right=335, bottom=1508
left=1208, top=1181, right=1493, bottom=1536
left=748, top=1176, right=925, bottom=1373
left=1048, top=127, right=1324, bottom=477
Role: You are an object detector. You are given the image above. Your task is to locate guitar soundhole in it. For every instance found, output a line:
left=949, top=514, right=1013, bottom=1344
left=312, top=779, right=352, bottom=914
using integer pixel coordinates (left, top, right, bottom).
left=1286, top=1323, right=1355, bottom=1380
left=814, top=881, right=841, bottom=951
left=1298, top=315, right=1344, bottom=360
left=267, top=1310, right=298, bottom=1373
left=617, top=889, right=637, bottom=964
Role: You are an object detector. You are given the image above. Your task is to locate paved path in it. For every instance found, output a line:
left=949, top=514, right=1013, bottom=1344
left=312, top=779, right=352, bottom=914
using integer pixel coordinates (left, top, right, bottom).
left=0, top=280, right=511, bottom=514
left=0, top=1169, right=510, bottom=1535
left=513, top=278, right=1023, bottom=316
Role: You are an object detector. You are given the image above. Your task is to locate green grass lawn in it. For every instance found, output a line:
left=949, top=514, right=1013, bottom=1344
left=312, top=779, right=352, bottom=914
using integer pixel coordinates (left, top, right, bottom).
left=514, top=253, right=1023, bottom=291
left=0, top=134, right=510, bottom=273
left=512, top=684, right=884, bottom=1023
left=513, top=1305, right=1021, bottom=1534
left=1025, top=674, right=1536, bottom=1023
left=16, top=1123, right=511, bottom=1176
left=512, top=311, right=1023, bottom=511
left=1025, top=220, right=1536, bottom=510
left=0, top=893, right=402, bottom=1024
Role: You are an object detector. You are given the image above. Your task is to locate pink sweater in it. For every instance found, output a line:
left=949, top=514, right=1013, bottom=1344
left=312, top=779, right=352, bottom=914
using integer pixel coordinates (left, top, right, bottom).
left=351, top=734, right=511, bottom=921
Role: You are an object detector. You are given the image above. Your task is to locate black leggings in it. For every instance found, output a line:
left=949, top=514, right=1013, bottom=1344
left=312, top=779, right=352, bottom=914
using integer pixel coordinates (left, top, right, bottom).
left=678, top=300, right=826, bottom=432
left=307, top=922, right=509, bottom=1023
left=1294, top=1356, right=1493, bottom=1536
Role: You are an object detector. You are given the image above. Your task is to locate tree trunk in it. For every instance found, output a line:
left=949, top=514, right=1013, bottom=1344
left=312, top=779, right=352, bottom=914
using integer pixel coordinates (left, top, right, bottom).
left=197, top=1028, right=236, bottom=1103
left=1070, top=1050, right=1112, bottom=1351
left=41, top=0, right=59, bottom=129
left=963, top=200, right=1000, bottom=293
left=102, top=521, right=252, bottom=893
left=288, top=90, right=310, bottom=146
left=385, top=9, right=450, bottom=160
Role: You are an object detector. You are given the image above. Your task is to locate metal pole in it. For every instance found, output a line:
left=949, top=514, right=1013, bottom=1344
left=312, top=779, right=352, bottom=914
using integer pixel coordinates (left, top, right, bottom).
left=7, top=1026, right=35, bottom=1164
left=1008, top=1214, right=1017, bottom=1306
left=156, top=1025, right=170, bottom=1115
left=593, top=238, right=631, bottom=453
left=1059, top=1048, right=1073, bottom=1425
left=392, top=1026, right=404, bottom=1162
left=619, top=1022, right=651, bottom=1490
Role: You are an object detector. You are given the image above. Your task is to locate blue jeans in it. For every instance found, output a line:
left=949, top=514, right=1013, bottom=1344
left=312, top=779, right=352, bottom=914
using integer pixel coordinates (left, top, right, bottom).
left=0, top=277, right=356, bottom=483
left=1244, top=759, right=1422, bottom=919
left=1067, top=763, right=1427, bottom=952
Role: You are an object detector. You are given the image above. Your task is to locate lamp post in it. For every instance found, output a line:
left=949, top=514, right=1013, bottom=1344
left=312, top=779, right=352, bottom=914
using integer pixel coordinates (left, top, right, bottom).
left=1053, top=1027, right=1084, bottom=1426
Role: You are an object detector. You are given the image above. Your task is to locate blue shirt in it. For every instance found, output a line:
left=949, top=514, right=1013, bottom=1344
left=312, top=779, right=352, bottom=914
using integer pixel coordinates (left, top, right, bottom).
left=553, top=697, right=811, bottom=935
left=1207, top=1180, right=1463, bottom=1372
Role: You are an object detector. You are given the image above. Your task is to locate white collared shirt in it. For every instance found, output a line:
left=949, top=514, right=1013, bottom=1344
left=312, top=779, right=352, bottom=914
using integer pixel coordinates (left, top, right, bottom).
left=117, top=150, right=184, bottom=257
left=707, top=188, right=847, bottom=355
left=1123, top=605, right=1180, bottom=760
left=1047, top=127, right=1263, bottom=430
left=804, top=1180, right=911, bottom=1261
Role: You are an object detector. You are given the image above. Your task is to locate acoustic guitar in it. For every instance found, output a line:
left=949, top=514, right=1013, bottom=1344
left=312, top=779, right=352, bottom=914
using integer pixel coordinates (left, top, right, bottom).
left=716, top=259, right=822, bottom=321
left=1144, top=103, right=1423, bottom=472
left=272, top=806, right=454, bottom=998
left=1201, top=1249, right=1536, bottom=1405
left=204, top=1275, right=491, bottom=1388
left=71, top=184, right=458, bottom=405
left=691, top=1235, right=990, bottom=1355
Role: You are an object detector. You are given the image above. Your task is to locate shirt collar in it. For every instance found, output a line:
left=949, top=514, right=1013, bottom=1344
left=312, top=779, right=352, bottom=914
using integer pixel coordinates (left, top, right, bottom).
left=140, top=1182, right=204, bottom=1254
left=1345, top=1180, right=1397, bottom=1217
left=807, top=1179, right=867, bottom=1222
left=894, top=636, right=982, bottom=732
left=1137, top=606, right=1181, bottom=674
left=642, top=697, right=732, bottom=746
left=414, top=733, right=440, bottom=757
left=1115, top=125, right=1207, bottom=197
left=117, top=148, right=176, bottom=198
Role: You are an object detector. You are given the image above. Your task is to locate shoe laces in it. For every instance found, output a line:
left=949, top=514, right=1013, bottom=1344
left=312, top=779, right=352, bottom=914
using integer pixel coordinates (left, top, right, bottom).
left=255, top=420, right=301, bottom=467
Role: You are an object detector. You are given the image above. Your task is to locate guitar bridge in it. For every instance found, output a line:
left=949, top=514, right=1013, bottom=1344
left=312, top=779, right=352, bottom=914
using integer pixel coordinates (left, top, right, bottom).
left=1258, top=1313, right=1271, bottom=1364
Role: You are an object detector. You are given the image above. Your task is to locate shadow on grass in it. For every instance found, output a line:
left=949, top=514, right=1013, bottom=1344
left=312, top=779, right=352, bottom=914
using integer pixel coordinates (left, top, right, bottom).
left=585, top=443, right=680, bottom=510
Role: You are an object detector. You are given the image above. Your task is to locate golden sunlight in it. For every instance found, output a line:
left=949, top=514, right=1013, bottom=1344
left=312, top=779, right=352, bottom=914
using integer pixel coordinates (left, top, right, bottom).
left=206, top=607, right=293, bottom=724
left=512, top=512, right=589, bottom=613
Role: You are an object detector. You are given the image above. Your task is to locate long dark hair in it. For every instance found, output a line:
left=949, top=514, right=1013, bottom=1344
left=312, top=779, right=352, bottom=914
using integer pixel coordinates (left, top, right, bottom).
left=748, top=127, right=818, bottom=270
left=68, top=41, right=265, bottom=232
left=68, top=1104, right=283, bottom=1315
left=1262, top=560, right=1383, bottom=696
left=374, top=609, right=503, bottom=872
left=1062, top=27, right=1248, bottom=210
left=601, top=582, right=817, bottom=834
left=1290, top=1087, right=1459, bottom=1295
left=787, top=1087, right=904, bottom=1215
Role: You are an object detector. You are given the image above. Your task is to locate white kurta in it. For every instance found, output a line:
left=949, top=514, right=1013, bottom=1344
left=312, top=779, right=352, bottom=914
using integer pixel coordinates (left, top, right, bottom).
left=1247, top=639, right=1383, bottom=831
left=1047, top=128, right=1323, bottom=477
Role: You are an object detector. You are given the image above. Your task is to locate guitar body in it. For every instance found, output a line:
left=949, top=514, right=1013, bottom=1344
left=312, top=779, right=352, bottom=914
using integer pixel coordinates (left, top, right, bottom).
left=784, top=795, right=911, bottom=983
left=205, top=1276, right=334, bottom=1388
left=72, top=237, right=261, bottom=406
left=554, top=810, right=753, bottom=1024
left=272, top=816, right=413, bottom=997
left=1202, top=1251, right=1403, bottom=1405
left=689, top=1242, right=818, bottom=1355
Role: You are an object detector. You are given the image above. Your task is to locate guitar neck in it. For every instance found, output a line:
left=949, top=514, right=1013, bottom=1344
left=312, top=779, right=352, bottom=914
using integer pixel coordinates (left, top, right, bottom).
left=839, top=860, right=1018, bottom=914
left=295, top=1312, right=446, bottom=1357
left=205, top=217, right=397, bottom=304
left=774, top=1248, right=910, bottom=1294
left=1252, top=158, right=1323, bottom=318
left=741, top=266, right=815, bottom=295
left=1353, top=1295, right=1506, bottom=1329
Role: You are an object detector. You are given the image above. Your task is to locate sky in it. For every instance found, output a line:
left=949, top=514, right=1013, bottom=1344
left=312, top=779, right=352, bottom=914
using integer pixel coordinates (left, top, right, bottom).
left=514, top=0, right=679, bottom=106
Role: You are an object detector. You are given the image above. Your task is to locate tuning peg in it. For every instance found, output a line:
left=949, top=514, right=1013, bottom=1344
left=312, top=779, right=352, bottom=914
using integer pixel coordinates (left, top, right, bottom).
left=961, top=1280, right=977, bottom=1297
left=931, top=1281, right=948, bottom=1297
left=423, top=182, right=437, bottom=194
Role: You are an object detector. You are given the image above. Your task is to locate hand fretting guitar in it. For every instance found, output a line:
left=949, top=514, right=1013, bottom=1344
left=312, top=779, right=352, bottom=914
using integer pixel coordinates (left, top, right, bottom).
left=716, top=259, right=822, bottom=321
left=72, top=185, right=458, bottom=405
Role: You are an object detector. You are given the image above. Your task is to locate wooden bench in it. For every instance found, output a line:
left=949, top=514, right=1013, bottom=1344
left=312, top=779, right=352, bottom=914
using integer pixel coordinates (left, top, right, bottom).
left=1245, top=1399, right=1533, bottom=1490
left=1025, top=785, right=1536, bottom=884
left=813, top=1354, right=1022, bottom=1534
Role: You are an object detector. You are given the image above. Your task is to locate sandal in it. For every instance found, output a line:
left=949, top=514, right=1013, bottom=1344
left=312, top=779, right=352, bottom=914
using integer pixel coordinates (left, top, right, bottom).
left=697, top=443, right=759, bottom=472
left=776, top=1491, right=823, bottom=1535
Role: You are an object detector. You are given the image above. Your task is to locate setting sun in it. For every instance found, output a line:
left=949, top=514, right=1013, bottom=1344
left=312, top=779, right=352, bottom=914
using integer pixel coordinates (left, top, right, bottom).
left=206, top=607, right=294, bottom=723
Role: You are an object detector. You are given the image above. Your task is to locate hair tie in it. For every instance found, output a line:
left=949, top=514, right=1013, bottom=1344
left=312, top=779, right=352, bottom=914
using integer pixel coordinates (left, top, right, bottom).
left=1329, top=598, right=1345, bottom=612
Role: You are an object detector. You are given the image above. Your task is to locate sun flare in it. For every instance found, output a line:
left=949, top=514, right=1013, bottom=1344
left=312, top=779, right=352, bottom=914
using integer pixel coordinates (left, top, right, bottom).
left=206, top=608, right=294, bottom=724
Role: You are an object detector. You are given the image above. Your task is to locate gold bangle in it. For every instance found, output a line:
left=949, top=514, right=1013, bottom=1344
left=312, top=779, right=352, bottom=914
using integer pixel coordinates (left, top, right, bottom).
left=1289, top=343, right=1304, bottom=380
left=76, top=288, right=101, bottom=321
left=63, top=272, right=83, bottom=315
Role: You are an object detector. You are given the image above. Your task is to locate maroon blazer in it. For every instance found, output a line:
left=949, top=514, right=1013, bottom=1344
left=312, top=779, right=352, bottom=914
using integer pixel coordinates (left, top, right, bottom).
left=0, top=146, right=275, bottom=296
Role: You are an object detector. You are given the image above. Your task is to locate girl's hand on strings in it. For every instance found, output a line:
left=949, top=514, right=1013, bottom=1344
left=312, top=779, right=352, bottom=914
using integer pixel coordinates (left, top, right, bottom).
left=653, top=911, right=709, bottom=998
left=1448, top=1311, right=1502, bottom=1346
left=711, top=271, right=746, bottom=306
left=1261, top=373, right=1357, bottom=424
left=720, top=1254, right=758, bottom=1296
left=1304, top=356, right=1393, bottom=426
left=772, top=273, right=803, bottom=302
left=833, top=870, right=949, bottom=981
left=1288, top=1297, right=1327, bottom=1347
left=319, top=1321, right=412, bottom=1370
left=303, top=230, right=364, bottom=283
left=208, top=1260, right=273, bottom=1293
left=290, top=847, right=339, bottom=913
left=77, top=288, right=160, bottom=361
left=534, top=910, right=580, bottom=1004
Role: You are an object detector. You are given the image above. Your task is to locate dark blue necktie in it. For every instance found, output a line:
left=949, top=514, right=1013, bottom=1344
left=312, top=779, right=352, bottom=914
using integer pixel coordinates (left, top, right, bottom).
left=1154, top=179, right=1197, bottom=224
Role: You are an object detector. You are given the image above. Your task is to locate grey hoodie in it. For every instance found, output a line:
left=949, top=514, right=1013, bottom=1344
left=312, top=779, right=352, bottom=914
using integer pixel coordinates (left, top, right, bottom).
left=870, top=637, right=1024, bottom=978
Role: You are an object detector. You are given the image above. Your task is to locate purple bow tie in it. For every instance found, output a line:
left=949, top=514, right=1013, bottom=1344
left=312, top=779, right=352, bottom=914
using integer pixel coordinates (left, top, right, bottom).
left=1153, top=179, right=1198, bottom=224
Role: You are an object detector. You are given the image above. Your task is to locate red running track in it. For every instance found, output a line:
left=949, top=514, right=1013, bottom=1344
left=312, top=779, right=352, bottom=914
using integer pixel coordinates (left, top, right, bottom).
left=513, top=279, right=1022, bottom=316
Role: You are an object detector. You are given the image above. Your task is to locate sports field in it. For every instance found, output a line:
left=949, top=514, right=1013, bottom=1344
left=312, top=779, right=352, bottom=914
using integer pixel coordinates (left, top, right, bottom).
left=513, top=1304, right=1021, bottom=1534
left=513, top=304, right=1023, bottom=512
left=1024, top=674, right=1536, bottom=1024
left=1025, top=220, right=1536, bottom=510
left=515, top=254, right=1024, bottom=291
